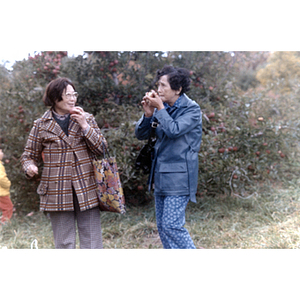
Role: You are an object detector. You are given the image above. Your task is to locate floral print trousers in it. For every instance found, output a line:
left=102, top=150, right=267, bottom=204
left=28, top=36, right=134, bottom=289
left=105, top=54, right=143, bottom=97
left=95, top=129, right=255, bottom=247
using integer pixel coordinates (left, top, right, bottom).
left=155, top=195, right=196, bottom=249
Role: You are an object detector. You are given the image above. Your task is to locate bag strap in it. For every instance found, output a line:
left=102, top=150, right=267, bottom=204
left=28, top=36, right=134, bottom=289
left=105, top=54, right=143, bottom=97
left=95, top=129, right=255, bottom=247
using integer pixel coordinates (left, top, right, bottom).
left=102, top=142, right=110, bottom=158
left=147, top=121, right=158, bottom=147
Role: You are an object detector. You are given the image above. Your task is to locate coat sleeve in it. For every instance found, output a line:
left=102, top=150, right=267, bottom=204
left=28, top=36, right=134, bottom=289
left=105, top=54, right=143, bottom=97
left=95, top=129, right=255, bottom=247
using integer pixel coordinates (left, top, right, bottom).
left=20, top=119, right=43, bottom=175
left=135, top=114, right=153, bottom=140
left=0, top=163, right=11, bottom=190
left=82, top=114, right=108, bottom=156
left=155, top=104, right=201, bottom=139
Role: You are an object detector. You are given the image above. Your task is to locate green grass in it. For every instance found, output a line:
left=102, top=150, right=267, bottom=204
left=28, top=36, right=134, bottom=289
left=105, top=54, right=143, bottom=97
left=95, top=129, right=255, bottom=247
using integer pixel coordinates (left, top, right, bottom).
left=1, top=176, right=300, bottom=249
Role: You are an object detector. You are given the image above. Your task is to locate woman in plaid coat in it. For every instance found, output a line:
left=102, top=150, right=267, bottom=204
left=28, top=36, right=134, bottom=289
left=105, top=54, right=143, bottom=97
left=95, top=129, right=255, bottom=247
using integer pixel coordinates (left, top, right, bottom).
left=21, top=78, right=107, bottom=249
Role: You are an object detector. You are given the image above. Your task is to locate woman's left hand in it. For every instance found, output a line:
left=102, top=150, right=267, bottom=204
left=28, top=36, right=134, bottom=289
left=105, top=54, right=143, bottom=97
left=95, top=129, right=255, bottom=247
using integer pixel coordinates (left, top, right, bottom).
left=70, top=106, right=88, bottom=130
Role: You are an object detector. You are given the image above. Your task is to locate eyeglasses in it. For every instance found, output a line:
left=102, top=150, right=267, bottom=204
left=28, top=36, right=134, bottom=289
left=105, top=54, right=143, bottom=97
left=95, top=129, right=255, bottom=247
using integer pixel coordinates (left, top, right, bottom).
left=64, top=92, right=79, bottom=99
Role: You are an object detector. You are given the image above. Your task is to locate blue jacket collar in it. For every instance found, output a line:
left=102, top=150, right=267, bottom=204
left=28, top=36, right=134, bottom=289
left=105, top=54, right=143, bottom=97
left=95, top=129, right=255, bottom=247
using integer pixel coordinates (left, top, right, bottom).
left=163, top=94, right=189, bottom=110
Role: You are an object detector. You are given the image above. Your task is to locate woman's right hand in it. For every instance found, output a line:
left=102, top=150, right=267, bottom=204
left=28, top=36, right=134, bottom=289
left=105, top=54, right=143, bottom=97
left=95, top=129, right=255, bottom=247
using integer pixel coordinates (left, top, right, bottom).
left=141, top=91, right=155, bottom=117
left=26, top=164, right=38, bottom=177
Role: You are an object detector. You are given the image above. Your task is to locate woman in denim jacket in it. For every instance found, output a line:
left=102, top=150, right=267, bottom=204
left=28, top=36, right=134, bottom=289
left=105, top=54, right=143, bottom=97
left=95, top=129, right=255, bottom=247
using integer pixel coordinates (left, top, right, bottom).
left=135, top=65, right=202, bottom=249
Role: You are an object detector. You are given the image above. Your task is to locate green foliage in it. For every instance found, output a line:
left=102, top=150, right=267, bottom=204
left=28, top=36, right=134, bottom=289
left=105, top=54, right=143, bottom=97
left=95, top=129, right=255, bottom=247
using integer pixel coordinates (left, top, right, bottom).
left=198, top=92, right=291, bottom=198
left=0, top=51, right=296, bottom=214
left=235, top=68, right=259, bottom=91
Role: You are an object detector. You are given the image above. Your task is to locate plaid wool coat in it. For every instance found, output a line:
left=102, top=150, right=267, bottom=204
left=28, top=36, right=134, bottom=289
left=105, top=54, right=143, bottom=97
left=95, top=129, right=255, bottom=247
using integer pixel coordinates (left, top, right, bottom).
left=21, top=110, right=107, bottom=212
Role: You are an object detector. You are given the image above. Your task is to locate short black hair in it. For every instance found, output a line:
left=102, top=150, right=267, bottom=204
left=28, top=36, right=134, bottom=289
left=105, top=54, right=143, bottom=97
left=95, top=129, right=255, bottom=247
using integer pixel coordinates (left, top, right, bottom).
left=155, top=65, right=191, bottom=95
left=43, top=77, right=76, bottom=107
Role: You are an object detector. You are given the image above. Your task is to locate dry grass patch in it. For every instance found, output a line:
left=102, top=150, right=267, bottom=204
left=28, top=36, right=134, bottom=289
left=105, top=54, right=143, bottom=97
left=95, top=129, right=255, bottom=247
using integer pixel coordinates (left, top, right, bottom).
left=1, top=179, right=300, bottom=249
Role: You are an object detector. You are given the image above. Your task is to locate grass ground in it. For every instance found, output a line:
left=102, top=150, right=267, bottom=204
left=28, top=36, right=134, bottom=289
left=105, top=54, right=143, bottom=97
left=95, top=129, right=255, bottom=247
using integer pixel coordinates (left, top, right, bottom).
left=1, top=177, right=300, bottom=249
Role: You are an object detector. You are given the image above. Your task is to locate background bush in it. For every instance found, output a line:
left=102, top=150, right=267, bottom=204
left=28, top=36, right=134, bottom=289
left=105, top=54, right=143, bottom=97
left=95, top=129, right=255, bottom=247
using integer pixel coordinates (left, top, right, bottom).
left=0, top=51, right=298, bottom=214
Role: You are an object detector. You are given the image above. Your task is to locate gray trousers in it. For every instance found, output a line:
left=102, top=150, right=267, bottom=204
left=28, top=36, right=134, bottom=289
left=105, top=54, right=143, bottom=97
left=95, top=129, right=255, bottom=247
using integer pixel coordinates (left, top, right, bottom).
left=49, top=191, right=103, bottom=249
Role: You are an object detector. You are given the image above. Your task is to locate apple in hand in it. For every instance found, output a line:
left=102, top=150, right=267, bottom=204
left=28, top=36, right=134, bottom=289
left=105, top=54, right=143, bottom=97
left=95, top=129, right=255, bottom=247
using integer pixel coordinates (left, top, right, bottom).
left=70, top=107, right=81, bottom=115
left=146, top=90, right=155, bottom=97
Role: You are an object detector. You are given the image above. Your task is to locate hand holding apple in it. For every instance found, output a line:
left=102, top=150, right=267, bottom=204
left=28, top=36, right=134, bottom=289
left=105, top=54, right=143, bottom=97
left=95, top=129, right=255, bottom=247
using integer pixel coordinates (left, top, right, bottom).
left=70, top=106, right=83, bottom=115
left=141, top=90, right=156, bottom=117
left=143, top=90, right=164, bottom=111
left=70, top=106, right=88, bottom=131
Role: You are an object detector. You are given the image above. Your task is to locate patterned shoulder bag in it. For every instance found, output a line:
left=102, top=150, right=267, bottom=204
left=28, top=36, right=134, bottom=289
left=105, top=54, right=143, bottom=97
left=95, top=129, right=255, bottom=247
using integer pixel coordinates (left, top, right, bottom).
left=92, top=143, right=126, bottom=214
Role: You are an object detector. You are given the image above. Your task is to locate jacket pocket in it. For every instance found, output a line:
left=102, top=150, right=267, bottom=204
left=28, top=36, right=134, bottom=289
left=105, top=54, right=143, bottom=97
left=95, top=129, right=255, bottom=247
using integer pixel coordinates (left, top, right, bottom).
left=159, top=162, right=187, bottom=173
left=158, top=162, right=189, bottom=191
left=37, top=182, right=48, bottom=196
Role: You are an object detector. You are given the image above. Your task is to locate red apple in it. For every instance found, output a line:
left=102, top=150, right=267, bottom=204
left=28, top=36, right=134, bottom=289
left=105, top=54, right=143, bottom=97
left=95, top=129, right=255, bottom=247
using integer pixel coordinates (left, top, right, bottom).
left=70, top=107, right=80, bottom=114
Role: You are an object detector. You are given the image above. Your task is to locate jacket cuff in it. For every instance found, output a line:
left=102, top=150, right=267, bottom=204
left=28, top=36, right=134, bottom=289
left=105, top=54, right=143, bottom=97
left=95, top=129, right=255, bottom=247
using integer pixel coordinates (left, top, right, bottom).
left=81, top=124, right=91, bottom=136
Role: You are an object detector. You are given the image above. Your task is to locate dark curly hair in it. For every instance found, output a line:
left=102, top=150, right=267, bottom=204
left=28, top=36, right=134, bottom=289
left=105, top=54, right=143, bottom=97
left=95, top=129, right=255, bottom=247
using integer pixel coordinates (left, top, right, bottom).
left=155, top=65, right=191, bottom=96
left=43, top=77, right=76, bottom=107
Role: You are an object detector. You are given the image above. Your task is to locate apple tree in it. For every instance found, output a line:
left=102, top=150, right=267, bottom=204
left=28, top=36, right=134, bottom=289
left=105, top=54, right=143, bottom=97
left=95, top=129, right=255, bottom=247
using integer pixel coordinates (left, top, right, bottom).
left=0, top=51, right=296, bottom=212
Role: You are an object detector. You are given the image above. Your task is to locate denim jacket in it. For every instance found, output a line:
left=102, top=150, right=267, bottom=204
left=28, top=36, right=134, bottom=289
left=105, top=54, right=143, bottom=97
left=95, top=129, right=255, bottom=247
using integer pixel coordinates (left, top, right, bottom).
left=135, top=94, right=202, bottom=203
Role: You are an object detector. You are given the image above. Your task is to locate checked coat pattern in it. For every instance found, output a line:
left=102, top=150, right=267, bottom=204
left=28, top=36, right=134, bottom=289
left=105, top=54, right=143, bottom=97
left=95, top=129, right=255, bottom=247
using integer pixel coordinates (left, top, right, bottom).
left=21, top=110, right=107, bottom=212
